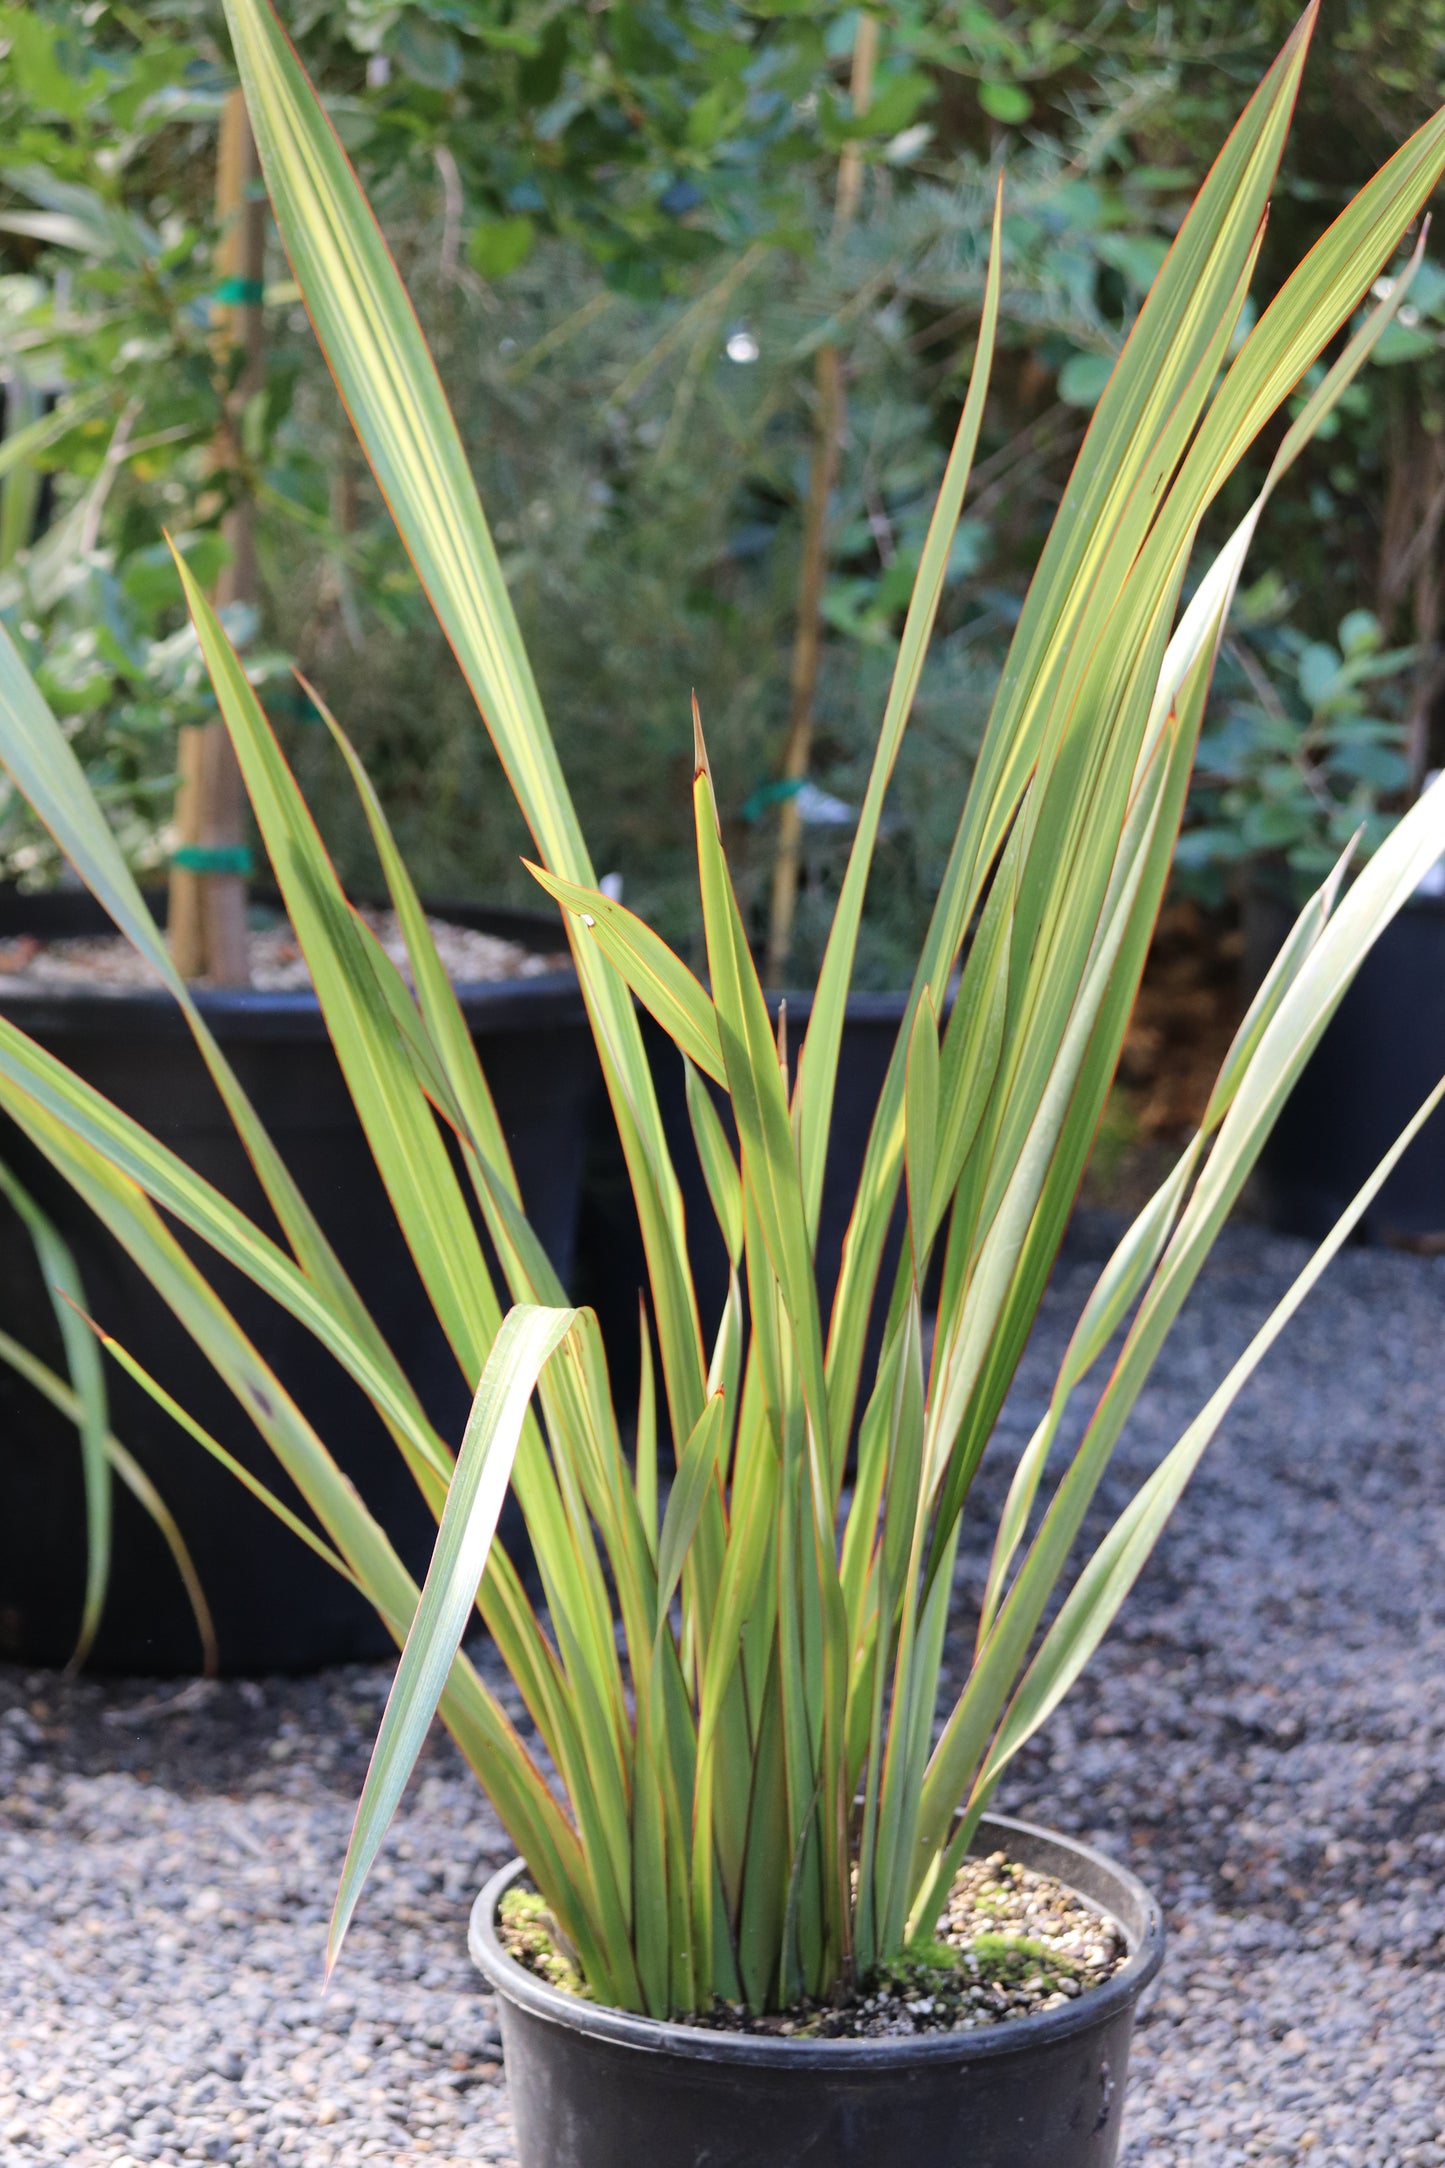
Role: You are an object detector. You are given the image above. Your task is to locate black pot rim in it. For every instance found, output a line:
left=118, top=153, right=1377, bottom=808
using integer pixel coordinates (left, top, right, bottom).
left=0, top=889, right=585, bottom=1037
left=0, top=971, right=585, bottom=1039
left=0, top=883, right=931, bottom=1037
left=468, top=1811, right=1164, bottom=2071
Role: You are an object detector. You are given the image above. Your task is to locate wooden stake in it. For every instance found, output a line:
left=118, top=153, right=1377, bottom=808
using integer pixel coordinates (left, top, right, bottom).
left=764, top=13, right=878, bottom=987
left=1375, top=400, right=1445, bottom=800
left=169, top=88, right=263, bottom=985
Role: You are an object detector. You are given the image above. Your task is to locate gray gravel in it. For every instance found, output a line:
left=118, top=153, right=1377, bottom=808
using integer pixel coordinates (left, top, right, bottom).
left=995, top=1222, right=1445, bottom=2167
left=2, top=1220, right=1443, bottom=2165
left=0, top=1675, right=518, bottom=2167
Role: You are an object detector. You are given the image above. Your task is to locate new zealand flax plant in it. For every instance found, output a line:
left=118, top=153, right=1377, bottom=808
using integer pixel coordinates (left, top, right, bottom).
left=1, top=0, right=1444, bottom=2018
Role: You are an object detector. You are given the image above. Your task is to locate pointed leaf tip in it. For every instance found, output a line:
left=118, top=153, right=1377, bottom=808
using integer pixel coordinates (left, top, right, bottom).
left=691, top=691, right=710, bottom=783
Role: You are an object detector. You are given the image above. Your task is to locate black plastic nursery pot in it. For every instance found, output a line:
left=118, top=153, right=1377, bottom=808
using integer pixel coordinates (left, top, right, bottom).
left=469, top=1813, right=1164, bottom=2168
left=1243, top=884, right=1445, bottom=1243
left=0, top=888, right=592, bottom=1676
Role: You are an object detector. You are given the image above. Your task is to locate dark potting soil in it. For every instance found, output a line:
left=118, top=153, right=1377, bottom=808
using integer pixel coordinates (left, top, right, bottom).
left=497, top=1849, right=1128, bottom=2039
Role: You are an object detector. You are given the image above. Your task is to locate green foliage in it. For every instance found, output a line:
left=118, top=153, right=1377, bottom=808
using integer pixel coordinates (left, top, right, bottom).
left=2, top=8, right=1445, bottom=2032
left=1179, top=586, right=1420, bottom=901
left=0, top=1156, right=216, bottom=1670
left=277, top=101, right=1186, bottom=979
left=0, top=526, right=275, bottom=884
left=7, top=0, right=1445, bottom=936
left=269, top=0, right=939, bottom=287
left=275, top=229, right=1012, bottom=981
left=0, top=3, right=206, bottom=162
left=0, top=0, right=1242, bottom=936
left=0, top=12, right=327, bottom=883
left=887, top=1928, right=1081, bottom=1995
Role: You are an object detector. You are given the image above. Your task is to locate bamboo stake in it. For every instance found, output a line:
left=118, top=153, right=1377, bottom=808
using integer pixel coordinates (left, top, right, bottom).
left=764, top=13, right=878, bottom=987
left=169, top=89, right=263, bottom=985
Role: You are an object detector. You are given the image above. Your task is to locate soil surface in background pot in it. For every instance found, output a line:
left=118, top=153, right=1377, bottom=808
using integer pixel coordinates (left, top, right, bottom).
left=0, top=907, right=570, bottom=994
left=499, top=1848, right=1128, bottom=2040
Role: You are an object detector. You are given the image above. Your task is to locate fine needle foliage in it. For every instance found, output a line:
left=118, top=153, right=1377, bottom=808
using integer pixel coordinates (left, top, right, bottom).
left=1, top=2, right=1444, bottom=2017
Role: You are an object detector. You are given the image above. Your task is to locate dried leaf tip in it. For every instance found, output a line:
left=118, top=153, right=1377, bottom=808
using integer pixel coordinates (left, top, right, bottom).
left=691, top=691, right=712, bottom=785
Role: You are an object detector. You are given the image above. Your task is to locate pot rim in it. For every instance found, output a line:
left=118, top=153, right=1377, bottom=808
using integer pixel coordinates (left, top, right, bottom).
left=0, top=970, right=585, bottom=1039
left=468, top=1811, right=1164, bottom=2070
left=0, top=887, right=586, bottom=1036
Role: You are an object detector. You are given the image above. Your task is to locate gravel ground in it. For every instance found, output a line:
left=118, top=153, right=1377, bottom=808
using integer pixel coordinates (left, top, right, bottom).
left=2, top=1220, right=1443, bottom=2166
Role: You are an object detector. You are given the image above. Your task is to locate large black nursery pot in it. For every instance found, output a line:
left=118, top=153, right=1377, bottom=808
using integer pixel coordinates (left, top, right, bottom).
left=1244, top=881, right=1445, bottom=1243
left=0, top=888, right=592, bottom=1676
left=469, top=1813, right=1164, bottom=2168
left=576, top=990, right=917, bottom=1422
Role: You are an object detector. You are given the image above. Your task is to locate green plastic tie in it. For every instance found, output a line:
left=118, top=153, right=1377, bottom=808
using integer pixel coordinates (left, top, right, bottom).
left=740, top=775, right=806, bottom=824
left=171, top=844, right=254, bottom=877
left=271, top=683, right=324, bottom=724
left=213, top=277, right=265, bottom=307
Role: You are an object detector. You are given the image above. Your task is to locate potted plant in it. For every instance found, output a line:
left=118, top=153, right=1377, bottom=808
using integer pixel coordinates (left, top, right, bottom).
left=1, top=4, right=1444, bottom=2160
left=0, top=43, right=597, bottom=1672
left=1178, top=581, right=1445, bottom=1241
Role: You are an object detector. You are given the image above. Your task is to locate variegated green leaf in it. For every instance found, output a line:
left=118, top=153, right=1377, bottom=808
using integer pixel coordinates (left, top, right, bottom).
left=529, top=864, right=726, bottom=1086
left=330, top=1305, right=579, bottom=1974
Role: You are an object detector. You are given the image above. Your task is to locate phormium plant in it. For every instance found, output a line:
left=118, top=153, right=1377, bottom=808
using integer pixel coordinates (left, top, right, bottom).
left=0, top=0, right=1442, bottom=2020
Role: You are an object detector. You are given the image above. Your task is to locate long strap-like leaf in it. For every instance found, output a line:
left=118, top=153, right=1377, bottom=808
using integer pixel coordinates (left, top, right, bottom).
left=0, top=1162, right=111, bottom=1668
left=0, top=621, right=388, bottom=1354
left=0, top=1325, right=218, bottom=1674
left=328, top=1306, right=587, bottom=1974
left=796, top=180, right=1004, bottom=1245
left=221, top=0, right=706, bottom=1444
